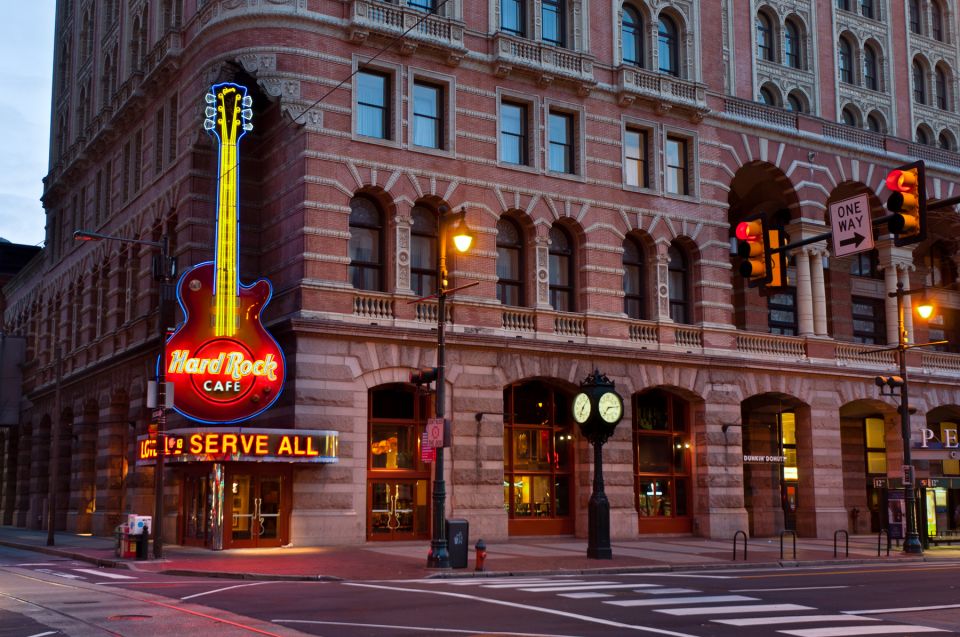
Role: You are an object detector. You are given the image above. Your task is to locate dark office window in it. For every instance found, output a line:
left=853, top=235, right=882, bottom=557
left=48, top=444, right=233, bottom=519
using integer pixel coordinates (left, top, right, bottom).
left=622, top=5, right=643, bottom=66
left=497, top=217, right=524, bottom=306
left=910, top=0, right=921, bottom=34
left=665, top=136, right=688, bottom=196
left=864, top=46, right=878, bottom=90
left=658, top=15, right=679, bottom=76
left=785, top=20, right=801, bottom=69
left=548, top=111, right=574, bottom=174
left=549, top=224, right=574, bottom=312
left=357, top=70, right=390, bottom=139
left=838, top=38, right=853, bottom=84
left=410, top=206, right=437, bottom=296
left=623, top=236, right=646, bottom=319
left=756, top=13, right=773, bottom=61
left=860, top=0, right=874, bottom=19
left=841, top=106, right=858, bottom=127
left=348, top=196, right=384, bottom=291
left=768, top=289, right=797, bottom=335
left=500, top=101, right=528, bottom=165
left=624, top=128, right=648, bottom=188
left=936, top=67, right=949, bottom=110
left=850, top=250, right=881, bottom=279
left=914, top=61, right=927, bottom=103
left=759, top=86, right=776, bottom=106
left=917, top=127, right=931, bottom=145
left=836, top=0, right=850, bottom=10
left=408, top=0, right=434, bottom=11
left=852, top=297, right=886, bottom=344
left=668, top=243, right=689, bottom=324
left=501, top=0, right=525, bottom=36
left=542, top=0, right=565, bottom=47
left=867, top=112, right=884, bottom=133
left=412, top=81, right=442, bottom=149
left=787, top=93, right=804, bottom=113
left=932, top=1, right=944, bottom=41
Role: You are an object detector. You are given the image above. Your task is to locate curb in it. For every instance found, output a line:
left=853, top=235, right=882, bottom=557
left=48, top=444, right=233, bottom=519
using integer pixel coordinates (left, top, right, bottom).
left=0, top=539, right=130, bottom=570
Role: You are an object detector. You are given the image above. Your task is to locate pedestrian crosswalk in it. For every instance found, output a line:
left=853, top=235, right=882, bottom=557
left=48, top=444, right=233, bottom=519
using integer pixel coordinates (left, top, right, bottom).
left=415, top=576, right=948, bottom=635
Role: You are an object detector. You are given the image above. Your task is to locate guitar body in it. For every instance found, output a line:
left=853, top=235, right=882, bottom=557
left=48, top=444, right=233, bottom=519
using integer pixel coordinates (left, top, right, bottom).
left=164, top=261, right=285, bottom=424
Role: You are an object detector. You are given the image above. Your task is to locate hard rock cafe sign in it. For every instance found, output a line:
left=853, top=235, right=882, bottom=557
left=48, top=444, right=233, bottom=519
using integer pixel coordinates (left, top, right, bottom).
left=164, top=83, right=286, bottom=424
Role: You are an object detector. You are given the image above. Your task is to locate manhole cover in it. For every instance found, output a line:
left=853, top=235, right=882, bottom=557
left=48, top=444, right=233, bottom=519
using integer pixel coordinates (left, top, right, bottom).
left=107, top=615, right=151, bottom=621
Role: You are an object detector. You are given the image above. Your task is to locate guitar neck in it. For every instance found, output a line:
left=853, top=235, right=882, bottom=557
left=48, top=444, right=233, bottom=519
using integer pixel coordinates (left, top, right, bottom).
left=214, top=139, right=239, bottom=338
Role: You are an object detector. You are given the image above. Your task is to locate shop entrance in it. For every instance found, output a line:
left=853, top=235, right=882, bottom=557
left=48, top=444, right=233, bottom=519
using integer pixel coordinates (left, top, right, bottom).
left=226, top=466, right=290, bottom=548
left=368, top=479, right=429, bottom=539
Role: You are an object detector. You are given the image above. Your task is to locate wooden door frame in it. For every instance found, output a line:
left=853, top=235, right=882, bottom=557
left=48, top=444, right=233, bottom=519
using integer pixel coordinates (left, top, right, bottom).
left=224, top=464, right=292, bottom=549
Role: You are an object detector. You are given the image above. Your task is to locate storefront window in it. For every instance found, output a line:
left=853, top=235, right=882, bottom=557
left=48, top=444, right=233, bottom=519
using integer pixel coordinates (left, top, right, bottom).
left=865, top=417, right=887, bottom=475
left=503, top=381, right=574, bottom=532
left=367, top=384, right=430, bottom=540
left=633, top=390, right=691, bottom=525
left=781, top=412, right=798, bottom=481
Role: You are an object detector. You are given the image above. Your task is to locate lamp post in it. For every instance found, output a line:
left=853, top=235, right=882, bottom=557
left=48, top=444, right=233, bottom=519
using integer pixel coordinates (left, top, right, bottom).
left=426, top=206, right=473, bottom=569
left=889, top=281, right=938, bottom=555
left=74, top=230, right=175, bottom=559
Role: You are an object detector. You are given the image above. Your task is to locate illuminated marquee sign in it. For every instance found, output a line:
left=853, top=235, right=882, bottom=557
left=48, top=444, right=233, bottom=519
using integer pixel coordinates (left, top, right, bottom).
left=163, top=82, right=286, bottom=424
left=137, top=428, right=338, bottom=465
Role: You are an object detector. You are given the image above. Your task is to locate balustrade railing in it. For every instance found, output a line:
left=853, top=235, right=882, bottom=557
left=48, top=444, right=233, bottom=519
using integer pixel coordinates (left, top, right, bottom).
left=628, top=321, right=657, bottom=344
left=554, top=315, right=585, bottom=337
left=502, top=309, right=536, bottom=332
left=675, top=326, right=702, bottom=349
left=836, top=343, right=896, bottom=367
left=353, top=294, right=394, bottom=320
left=737, top=333, right=805, bottom=358
left=922, top=351, right=960, bottom=373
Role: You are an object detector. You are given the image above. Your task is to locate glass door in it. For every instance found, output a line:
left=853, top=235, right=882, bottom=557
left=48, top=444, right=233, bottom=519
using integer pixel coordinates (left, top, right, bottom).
left=226, top=467, right=290, bottom=548
left=368, top=480, right=429, bottom=539
left=181, top=469, right=211, bottom=547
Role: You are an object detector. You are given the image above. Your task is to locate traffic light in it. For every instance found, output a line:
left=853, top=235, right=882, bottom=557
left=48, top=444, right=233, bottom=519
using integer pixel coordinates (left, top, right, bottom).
left=885, top=160, right=926, bottom=246
left=875, top=375, right=904, bottom=397
left=736, top=215, right=771, bottom=287
left=410, top=367, right=438, bottom=386
left=147, top=422, right=159, bottom=440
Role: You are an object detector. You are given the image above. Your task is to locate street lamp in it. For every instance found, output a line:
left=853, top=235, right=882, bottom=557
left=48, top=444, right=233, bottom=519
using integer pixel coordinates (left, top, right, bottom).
left=426, top=206, right=473, bottom=569
left=74, top=229, right=176, bottom=559
left=887, top=282, right=944, bottom=554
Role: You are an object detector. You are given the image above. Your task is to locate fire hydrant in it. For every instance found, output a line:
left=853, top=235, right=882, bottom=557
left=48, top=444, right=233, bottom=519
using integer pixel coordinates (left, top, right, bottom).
left=475, top=539, right=487, bottom=572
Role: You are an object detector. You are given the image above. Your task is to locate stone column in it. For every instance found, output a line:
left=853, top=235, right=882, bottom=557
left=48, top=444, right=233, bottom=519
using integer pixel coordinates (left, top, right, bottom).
left=810, top=248, right=829, bottom=336
left=395, top=215, right=413, bottom=295
left=795, top=249, right=814, bottom=336
left=655, top=244, right=672, bottom=322
left=535, top=235, right=551, bottom=309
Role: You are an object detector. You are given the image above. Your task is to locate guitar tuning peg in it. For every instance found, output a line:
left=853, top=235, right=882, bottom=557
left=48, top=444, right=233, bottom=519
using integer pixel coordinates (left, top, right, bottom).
left=204, top=119, right=215, bottom=130
left=205, top=93, right=216, bottom=104
left=242, top=95, right=252, bottom=107
left=205, top=106, right=216, bottom=117
left=241, top=108, right=253, bottom=120
left=243, top=123, right=253, bottom=131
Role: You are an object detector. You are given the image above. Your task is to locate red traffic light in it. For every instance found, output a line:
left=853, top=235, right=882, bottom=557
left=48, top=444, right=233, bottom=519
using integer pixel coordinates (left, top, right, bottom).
left=885, top=169, right=917, bottom=193
left=735, top=220, right=762, bottom=242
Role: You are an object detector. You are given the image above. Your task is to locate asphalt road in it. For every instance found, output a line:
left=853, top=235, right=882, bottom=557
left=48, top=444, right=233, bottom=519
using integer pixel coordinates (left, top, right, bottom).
left=3, top=543, right=960, bottom=637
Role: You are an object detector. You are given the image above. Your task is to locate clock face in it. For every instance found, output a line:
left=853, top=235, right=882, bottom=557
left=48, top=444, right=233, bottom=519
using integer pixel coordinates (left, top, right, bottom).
left=598, top=391, right=622, bottom=424
left=573, top=392, right=591, bottom=423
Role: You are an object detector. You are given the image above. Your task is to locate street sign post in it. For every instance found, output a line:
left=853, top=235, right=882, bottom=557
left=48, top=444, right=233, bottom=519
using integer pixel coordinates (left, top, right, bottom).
left=829, top=193, right=875, bottom=257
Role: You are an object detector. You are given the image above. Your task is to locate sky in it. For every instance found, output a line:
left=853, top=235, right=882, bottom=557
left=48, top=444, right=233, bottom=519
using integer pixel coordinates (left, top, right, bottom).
left=0, top=4, right=54, bottom=246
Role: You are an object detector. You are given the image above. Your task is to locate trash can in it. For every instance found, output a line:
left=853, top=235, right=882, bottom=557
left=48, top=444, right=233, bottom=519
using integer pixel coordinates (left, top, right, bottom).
left=446, top=518, right=469, bottom=569
left=115, top=524, right=136, bottom=559
left=135, top=527, right=150, bottom=560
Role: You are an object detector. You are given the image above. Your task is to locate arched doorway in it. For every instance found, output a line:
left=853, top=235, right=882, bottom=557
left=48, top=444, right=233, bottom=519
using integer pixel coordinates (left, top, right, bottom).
left=503, top=380, right=576, bottom=535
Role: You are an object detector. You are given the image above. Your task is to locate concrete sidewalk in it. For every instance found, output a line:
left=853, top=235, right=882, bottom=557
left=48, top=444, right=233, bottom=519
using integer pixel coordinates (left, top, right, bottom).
left=1, top=525, right=955, bottom=581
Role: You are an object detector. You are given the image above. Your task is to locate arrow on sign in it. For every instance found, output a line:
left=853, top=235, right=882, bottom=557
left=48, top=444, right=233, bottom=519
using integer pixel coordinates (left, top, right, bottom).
left=839, top=232, right=866, bottom=249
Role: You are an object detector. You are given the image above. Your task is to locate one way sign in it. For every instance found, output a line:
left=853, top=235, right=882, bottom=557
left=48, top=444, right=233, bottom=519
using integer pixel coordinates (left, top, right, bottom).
left=829, top=193, right=874, bottom=257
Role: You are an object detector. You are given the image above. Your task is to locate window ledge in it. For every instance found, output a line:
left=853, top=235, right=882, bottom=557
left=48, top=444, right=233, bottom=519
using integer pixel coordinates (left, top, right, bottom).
left=348, top=0, right=467, bottom=66
left=493, top=33, right=596, bottom=95
left=616, top=66, right=709, bottom=121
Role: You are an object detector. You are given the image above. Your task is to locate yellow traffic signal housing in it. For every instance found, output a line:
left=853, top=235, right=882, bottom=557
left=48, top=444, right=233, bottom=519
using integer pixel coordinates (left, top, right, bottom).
left=885, top=161, right=926, bottom=247
left=767, top=228, right=787, bottom=288
left=736, top=215, right=788, bottom=289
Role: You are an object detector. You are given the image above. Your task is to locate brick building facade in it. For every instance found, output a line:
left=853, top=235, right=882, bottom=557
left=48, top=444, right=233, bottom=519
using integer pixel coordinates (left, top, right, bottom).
left=4, top=0, right=960, bottom=549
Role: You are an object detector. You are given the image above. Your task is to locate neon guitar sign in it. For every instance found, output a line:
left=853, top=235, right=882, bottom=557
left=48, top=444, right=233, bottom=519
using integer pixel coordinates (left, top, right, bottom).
left=164, top=83, right=285, bottom=424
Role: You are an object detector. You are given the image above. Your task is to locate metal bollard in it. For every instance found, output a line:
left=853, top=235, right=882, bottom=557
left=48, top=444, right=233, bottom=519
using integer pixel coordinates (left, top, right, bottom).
left=475, top=539, right=486, bottom=572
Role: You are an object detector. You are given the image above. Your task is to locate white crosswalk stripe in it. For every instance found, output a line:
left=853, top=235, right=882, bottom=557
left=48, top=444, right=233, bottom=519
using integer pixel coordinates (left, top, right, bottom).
left=557, top=592, right=612, bottom=599
left=519, top=583, right=661, bottom=593
left=778, top=626, right=946, bottom=636
left=606, top=595, right=758, bottom=608
left=657, top=603, right=815, bottom=616
left=74, top=568, right=136, bottom=579
left=716, top=615, right=881, bottom=626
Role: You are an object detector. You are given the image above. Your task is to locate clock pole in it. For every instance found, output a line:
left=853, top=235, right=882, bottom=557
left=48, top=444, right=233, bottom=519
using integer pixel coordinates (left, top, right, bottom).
left=574, top=369, right=622, bottom=560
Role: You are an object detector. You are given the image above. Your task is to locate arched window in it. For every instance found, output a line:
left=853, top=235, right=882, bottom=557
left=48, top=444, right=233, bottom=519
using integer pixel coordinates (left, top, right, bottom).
left=622, top=5, right=643, bottom=66
left=623, top=236, right=646, bottom=319
left=914, top=60, right=927, bottom=104
left=939, top=131, right=954, bottom=151
left=658, top=15, right=679, bottom=76
left=838, top=37, right=853, bottom=84
left=932, top=1, right=944, bottom=41
left=917, top=127, right=930, bottom=145
left=863, top=45, right=878, bottom=91
left=756, top=13, right=773, bottom=61
left=787, top=92, right=804, bottom=113
left=842, top=106, right=858, bottom=126
left=667, top=243, right=689, bottom=324
left=909, top=0, right=921, bottom=34
left=784, top=19, right=801, bottom=69
left=410, top=206, right=437, bottom=297
left=348, top=196, right=384, bottom=291
left=936, top=67, right=949, bottom=110
left=496, top=217, right=524, bottom=306
left=867, top=111, right=884, bottom=133
left=130, top=16, right=142, bottom=72
left=759, top=86, right=776, bottom=106
left=929, top=242, right=958, bottom=287
left=548, top=224, right=574, bottom=312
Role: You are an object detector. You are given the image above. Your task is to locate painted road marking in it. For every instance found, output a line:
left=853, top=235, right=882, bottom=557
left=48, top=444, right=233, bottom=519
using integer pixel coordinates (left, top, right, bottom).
left=73, top=568, right=135, bottom=579
left=558, top=592, right=613, bottom=599
left=779, top=626, right=945, bottom=636
left=347, top=582, right=701, bottom=637
left=656, top=603, right=814, bottom=616
left=519, top=583, right=660, bottom=593
left=846, top=603, right=960, bottom=615
left=716, top=615, right=879, bottom=626
left=180, top=581, right=277, bottom=601
left=274, top=620, right=586, bottom=636
left=644, top=588, right=701, bottom=595
left=35, top=569, right=84, bottom=580
left=731, top=586, right=849, bottom=593
left=484, top=579, right=597, bottom=589
left=607, top=595, right=757, bottom=608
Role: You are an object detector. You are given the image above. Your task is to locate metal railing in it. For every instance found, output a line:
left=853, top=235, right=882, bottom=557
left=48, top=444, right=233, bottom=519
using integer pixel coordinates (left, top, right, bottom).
left=833, top=529, right=849, bottom=558
left=732, top=530, right=748, bottom=560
